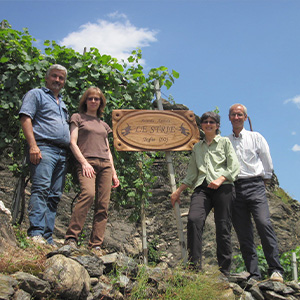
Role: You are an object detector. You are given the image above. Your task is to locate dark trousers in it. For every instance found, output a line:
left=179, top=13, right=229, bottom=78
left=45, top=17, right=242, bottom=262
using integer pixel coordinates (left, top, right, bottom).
left=187, top=182, right=234, bottom=275
left=233, top=177, right=284, bottom=277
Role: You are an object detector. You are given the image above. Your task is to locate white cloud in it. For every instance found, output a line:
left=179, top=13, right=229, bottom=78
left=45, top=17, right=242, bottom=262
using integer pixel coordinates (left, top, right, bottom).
left=284, top=95, right=300, bottom=109
left=59, top=12, right=158, bottom=62
left=291, top=131, right=297, bottom=135
left=292, top=144, right=300, bottom=152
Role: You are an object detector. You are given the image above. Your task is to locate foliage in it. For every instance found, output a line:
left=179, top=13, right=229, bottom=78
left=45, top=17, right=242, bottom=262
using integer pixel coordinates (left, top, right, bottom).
left=13, top=224, right=31, bottom=249
left=147, top=236, right=163, bottom=266
left=279, top=246, right=300, bottom=281
left=128, top=265, right=150, bottom=299
left=274, top=187, right=294, bottom=204
left=114, top=151, right=157, bottom=221
left=0, top=20, right=179, bottom=213
left=233, top=245, right=300, bottom=281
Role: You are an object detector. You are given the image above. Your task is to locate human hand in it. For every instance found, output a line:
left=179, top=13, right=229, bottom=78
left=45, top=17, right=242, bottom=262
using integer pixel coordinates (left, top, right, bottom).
left=82, top=162, right=95, bottom=178
left=112, top=174, right=120, bottom=188
left=29, top=145, right=42, bottom=165
left=207, top=176, right=226, bottom=190
left=170, top=190, right=181, bottom=207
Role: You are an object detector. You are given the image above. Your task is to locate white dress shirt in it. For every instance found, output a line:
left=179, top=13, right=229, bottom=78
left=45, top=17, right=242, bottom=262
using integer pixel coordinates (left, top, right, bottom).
left=228, top=128, right=273, bottom=179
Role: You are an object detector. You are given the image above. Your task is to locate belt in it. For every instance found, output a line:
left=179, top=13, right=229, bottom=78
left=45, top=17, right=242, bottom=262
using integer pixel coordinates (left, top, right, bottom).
left=37, top=139, right=69, bottom=150
left=235, top=176, right=262, bottom=184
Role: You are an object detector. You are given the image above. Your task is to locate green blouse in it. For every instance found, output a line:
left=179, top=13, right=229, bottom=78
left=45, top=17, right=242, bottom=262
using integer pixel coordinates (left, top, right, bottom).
left=182, top=135, right=240, bottom=189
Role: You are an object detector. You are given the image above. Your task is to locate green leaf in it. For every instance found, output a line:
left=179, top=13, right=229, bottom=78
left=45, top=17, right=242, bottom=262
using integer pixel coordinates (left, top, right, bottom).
left=172, top=69, right=180, bottom=78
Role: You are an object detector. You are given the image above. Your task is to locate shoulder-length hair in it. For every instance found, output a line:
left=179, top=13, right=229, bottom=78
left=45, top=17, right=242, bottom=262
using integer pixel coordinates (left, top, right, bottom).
left=78, top=87, right=107, bottom=118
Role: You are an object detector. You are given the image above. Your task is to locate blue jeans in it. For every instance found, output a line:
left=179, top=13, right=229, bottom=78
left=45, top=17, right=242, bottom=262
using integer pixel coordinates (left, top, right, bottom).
left=27, top=144, right=68, bottom=244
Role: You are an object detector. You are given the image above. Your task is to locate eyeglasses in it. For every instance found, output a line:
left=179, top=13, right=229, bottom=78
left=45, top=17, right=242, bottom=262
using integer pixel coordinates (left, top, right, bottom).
left=87, top=97, right=100, bottom=101
left=202, top=120, right=216, bottom=124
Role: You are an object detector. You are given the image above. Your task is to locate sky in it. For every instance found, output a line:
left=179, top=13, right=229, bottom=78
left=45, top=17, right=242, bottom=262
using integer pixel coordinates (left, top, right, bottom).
left=2, top=0, right=300, bottom=201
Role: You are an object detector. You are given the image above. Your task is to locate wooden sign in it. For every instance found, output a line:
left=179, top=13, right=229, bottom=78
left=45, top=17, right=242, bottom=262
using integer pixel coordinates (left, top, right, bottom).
left=112, top=110, right=200, bottom=151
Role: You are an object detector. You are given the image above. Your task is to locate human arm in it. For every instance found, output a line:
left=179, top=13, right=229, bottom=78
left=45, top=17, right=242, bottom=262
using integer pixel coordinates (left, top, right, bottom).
left=69, top=123, right=95, bottom=178
left=207, top=176, right=227, bottom=189
left=170, top=183, right=188, bottom=207
left=257, top=133, right=273, bottom=179
left=106, top=137, right=119, bottom=188
left=20, top=115, right=42, bottom=165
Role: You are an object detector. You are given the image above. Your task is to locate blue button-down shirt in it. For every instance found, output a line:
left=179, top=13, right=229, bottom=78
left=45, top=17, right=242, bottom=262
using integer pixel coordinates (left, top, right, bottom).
left=19, top=87, right=70, bottom=146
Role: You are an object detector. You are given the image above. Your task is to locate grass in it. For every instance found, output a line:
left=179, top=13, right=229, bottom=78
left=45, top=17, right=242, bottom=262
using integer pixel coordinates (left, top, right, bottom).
left=0, top=226, right=51, bottom=276
left=274, top=187, right=294, bottom=204
left=1, top=227, right=232, bottom=300
left=128, top=265, right=232, bottom=300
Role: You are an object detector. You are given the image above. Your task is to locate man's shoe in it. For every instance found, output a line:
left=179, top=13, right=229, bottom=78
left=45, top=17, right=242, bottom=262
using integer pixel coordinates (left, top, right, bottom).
left=64, top=238, right=78, bottom=249
left=31, top=235, right=46, bottom=244
left=91, top=246, right=103, bottom=257
left=270, top=271, right=283, bottom=283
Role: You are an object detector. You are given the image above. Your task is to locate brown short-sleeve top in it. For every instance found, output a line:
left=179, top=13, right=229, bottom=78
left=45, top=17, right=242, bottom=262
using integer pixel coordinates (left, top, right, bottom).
left=70, top=113, right=112, bottom=160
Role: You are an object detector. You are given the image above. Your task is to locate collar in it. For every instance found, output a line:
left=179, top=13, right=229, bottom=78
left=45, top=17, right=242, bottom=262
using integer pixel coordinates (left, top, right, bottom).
left=41, top=86, right=62, bottom=98
left=232, top=128, right=246, bottom=138
left=200, top=134, right=221, bottom=144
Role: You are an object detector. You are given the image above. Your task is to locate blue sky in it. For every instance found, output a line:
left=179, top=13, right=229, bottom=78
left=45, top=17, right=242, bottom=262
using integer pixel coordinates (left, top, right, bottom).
left=2, top=0, right=300, bottom=201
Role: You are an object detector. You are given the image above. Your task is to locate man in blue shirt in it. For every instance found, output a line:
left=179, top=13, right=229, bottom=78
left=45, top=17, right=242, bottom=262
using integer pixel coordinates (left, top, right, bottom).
left=19, top=64, right=70, bottom=246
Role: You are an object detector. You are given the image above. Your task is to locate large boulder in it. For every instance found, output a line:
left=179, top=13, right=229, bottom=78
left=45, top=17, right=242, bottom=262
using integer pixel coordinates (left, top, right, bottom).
left=43, top=254, right=91, bottom=300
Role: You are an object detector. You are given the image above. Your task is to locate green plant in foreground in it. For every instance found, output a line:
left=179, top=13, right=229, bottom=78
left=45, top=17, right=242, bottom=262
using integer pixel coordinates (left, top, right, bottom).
left=129, top=266, right=230, bottom=300
left=147, top=236, right=163, bottom=266
left=129, top=266, right=152, bottom=300
left=13, top=224, right=30, bottom=249
left=233, top=245, right=300, bottom=281
left=162, top=268, right=229, bottom=300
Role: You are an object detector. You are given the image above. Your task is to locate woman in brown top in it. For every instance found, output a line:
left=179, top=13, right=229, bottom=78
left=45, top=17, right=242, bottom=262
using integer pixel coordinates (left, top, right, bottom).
left=64, top=87, right=119, bottom=253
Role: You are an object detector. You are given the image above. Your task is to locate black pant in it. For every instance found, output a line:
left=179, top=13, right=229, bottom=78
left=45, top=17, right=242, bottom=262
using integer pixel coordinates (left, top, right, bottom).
left=187, top=182, right=234, bottom=275
left=233, top=177, right=284, bottom=277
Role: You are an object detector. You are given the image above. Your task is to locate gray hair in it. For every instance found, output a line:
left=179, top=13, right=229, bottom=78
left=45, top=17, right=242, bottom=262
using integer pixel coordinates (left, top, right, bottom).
left=200, top=111, right=220, bottom=134
left=229, top=103, right=247, bottom=116
left=46, top=64, right=67, bottom=80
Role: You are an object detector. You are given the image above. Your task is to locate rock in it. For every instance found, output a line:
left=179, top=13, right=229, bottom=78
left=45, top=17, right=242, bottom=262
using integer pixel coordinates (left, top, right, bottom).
left=11, top=289, right=31, bottom=300
left=43, top=254, right=90, bottom=300
left=0, top=210, right=17, bottom=251
left=12, top=271, right=51, bottom=298
left=0, top=274, right=18, bottom=300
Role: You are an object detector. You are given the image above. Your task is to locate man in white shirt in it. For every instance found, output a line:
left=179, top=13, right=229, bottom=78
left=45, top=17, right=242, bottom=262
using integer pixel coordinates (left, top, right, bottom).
left=228, top=103, right=284, bottom=282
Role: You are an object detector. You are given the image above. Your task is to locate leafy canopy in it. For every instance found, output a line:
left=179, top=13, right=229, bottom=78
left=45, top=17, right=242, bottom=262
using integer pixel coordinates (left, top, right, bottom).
left=0, top=20, right=179, bottom=214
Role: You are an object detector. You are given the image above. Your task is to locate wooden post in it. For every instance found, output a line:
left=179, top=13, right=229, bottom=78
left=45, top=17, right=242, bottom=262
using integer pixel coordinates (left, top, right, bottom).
left=138, top=160, right=148, bottom=265
left=154, top=80, right=188, bottom=264
left=292, top=252, right=298, bottom=281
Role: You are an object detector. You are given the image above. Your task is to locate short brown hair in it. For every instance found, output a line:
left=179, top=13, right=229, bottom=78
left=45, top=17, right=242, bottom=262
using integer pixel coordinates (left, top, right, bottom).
left=78, top=87, right=106, bottom=118
left=200, top=111, right=221, bottom=134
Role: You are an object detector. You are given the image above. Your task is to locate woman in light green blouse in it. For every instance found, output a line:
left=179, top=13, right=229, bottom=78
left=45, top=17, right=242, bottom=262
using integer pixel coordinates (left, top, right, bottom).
left=171, top=111, right=239, bottom=276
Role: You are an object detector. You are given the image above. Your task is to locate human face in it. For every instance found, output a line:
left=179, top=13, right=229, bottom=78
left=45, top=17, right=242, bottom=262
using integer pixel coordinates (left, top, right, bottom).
left=229, top=105, right=247, bottom=133
left=45, top=69, right=66, bottom=94
left=201, top=117, right=219, bottom=136
left=86, top=91, right=101, bottom=115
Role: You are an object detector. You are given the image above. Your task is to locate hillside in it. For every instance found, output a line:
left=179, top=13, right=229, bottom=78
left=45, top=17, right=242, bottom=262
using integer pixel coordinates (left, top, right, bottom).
left=0, top=151, right=299, bottom=271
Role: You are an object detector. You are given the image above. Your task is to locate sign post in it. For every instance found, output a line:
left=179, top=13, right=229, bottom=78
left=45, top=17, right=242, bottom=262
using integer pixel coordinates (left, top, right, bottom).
left=154, top=80, right=188, bottom=264
left=112, top=83, right=199, bottom=265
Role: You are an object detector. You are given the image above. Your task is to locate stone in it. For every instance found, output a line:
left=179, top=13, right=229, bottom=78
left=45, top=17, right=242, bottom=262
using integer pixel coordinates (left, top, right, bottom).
left=0, top=274, right=18, bottom=300
left=43, top=254, right=90, bottom=300
left=12, top=271, right=51, bottom=299
left=11, top=289, right=31, bottom=300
